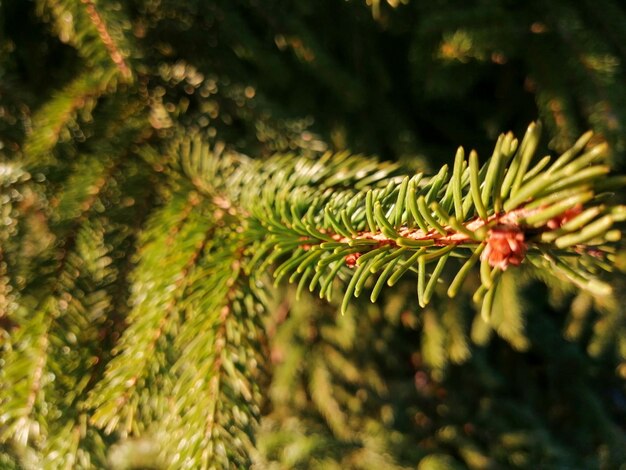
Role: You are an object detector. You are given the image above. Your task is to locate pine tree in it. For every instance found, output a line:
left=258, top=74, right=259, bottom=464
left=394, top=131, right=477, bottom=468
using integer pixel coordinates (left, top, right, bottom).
left=2, top=1, right=626, bottom=469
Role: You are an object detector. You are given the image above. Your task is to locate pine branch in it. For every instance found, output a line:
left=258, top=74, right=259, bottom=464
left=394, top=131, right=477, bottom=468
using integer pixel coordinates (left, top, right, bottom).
left=86, top=185, right=268, bottom=468
left=86, top=189, right=212, bottom=432
left=162, top=255, right=267, bottom=468
left=0, top=223, right=113, bottom=467
left=79, top=0, right=132, bottom=80
left=36, top=0, right=133, bottom=81
left=23, top=1, right=143, bottom=166
left=182, top=123, right=626, bottom=320
left=0, top=158, right=103, bottom=445
left=23, top=70, right=118, bottom=165
left=0, top=146, right=153, bottom=467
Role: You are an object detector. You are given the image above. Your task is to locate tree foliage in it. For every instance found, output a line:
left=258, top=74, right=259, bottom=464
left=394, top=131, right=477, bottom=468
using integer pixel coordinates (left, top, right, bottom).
left=1, top=1, right=626, bottom=469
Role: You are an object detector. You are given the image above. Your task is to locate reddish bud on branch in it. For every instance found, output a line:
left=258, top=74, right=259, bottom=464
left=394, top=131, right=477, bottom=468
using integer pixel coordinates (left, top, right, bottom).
left=345, top=252, right=361, bottom=267
left=546, top=204, right=583, bottom=230
left=481, top=225, right=527, bottom=270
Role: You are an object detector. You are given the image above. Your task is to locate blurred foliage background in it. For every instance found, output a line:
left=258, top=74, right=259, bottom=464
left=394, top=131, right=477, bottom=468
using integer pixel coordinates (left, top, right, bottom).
left=1, top=0, right=626, bottom=468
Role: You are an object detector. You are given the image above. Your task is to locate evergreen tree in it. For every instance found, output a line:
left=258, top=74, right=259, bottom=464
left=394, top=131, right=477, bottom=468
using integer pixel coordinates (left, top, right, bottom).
left=1, top=1, right=626, bottom=469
